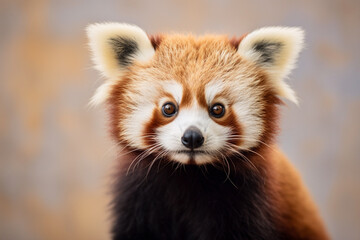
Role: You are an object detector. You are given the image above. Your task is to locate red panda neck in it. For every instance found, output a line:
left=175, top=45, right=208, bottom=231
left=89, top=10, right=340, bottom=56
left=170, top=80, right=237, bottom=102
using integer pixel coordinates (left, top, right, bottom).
left=111, top=148, right=283, bottom=239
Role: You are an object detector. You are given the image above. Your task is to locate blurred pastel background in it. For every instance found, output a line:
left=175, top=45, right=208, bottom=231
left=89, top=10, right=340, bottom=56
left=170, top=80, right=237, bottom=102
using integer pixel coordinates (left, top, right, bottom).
left=1, top=0, right=359, bottom=239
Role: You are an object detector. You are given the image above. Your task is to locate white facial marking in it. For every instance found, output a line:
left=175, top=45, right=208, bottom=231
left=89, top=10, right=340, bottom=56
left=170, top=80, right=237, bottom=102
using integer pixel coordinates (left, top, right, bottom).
left=123, top=102, right=155, bottom=148
left=122, top=80, right=163, bottom=149
left=161, top=80, right=183, bottom=104
left=232, top=101, right=264, bottom=149
left=205, top=80, right=224, bottom=104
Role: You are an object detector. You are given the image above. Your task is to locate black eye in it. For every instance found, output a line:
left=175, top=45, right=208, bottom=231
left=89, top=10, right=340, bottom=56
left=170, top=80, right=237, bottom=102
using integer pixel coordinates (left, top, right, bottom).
left=162, top=102, right=177, bottom=117
left=210, top=103, right=225, bottom=118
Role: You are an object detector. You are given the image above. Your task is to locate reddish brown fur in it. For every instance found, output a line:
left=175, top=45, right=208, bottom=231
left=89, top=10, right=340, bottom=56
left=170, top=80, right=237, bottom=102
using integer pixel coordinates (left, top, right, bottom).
left=268, top=148, right=329, bottom=239
left=214, top=106, right=243, bottom=146
left=179, top=84, right=193, bottom=107
left=142, top=108, right=175, bottom=146
left=149, top=34, right=163, bottom=50
left=107, top=76, right=132, bottom=143
left=229, top=33, right=248, bottom=50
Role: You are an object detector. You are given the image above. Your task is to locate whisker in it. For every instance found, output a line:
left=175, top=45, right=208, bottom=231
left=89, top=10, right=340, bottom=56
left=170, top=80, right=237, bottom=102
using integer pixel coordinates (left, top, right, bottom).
left=126, top=143, right=162, bottom=175
left=213, top=148, right=238, bottom=189
left=224, top=144, right=259, bottom=173
left=145, top=149, right=166, bottom=179
left=224, top=135, right=277, bottom=152
left=245, top=148, right=266, bottom=161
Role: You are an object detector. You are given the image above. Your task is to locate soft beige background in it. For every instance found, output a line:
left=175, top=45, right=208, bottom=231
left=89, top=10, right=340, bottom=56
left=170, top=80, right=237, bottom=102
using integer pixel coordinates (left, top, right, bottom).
left=1, top=0, right=359, bottom=239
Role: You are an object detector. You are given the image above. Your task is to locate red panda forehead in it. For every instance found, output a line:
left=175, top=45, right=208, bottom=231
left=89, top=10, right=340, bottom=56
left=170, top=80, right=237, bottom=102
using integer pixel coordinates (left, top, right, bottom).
left=150, top=35, right=242, bottom=72
left=128, top=35, right=255, bottom=74
left=138, top=36, right=247, bottom=105
left=124, top=34, right=270, bottom=109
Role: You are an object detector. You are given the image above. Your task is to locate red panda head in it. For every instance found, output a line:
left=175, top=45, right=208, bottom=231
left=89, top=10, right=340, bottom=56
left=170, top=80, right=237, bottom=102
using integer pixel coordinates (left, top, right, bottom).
left=87, top=23, right=304, bottom=165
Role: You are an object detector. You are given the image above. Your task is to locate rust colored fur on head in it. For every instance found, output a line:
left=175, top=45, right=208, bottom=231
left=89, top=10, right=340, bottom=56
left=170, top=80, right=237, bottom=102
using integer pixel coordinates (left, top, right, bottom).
left=149, top=34, right=163, bottom=50
left=229, top=33, right=248, bottom=50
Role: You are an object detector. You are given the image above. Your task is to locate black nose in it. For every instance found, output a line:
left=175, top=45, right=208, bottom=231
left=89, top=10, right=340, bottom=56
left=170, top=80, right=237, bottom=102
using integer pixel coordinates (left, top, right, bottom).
left=181, top=126, right=204, bottom=149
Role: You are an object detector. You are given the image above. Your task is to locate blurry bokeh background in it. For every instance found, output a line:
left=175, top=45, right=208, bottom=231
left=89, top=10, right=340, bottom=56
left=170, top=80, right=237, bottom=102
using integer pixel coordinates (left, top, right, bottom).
left=1, top=0, right=359, bottom=239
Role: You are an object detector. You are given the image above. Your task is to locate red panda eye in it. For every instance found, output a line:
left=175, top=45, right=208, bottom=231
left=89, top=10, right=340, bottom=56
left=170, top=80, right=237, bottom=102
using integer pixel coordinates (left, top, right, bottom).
left=210, top=103, right=225, bottom=118
left=162, top=102, right=177, bottom=117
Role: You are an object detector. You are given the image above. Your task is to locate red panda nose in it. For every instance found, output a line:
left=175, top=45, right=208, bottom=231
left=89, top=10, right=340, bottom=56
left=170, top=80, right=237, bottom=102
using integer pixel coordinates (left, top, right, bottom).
left=181, top=126, right=204, bottom=150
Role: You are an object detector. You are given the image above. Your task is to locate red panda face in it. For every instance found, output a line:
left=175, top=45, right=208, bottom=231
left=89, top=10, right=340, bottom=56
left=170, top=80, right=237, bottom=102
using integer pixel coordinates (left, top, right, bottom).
left=87, top=23, right=303, bottom=165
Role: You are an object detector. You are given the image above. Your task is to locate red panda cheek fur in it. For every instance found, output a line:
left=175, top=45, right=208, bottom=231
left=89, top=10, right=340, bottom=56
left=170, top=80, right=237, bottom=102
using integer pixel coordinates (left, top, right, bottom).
left=142, top=107, right=175, bottom=147
left=107, top=76, right=133, bottom=145
left=210, top=106, right=244, bottom=146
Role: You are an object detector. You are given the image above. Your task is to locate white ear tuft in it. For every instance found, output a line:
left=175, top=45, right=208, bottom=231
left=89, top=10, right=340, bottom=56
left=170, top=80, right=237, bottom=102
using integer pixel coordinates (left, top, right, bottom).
left=238, top=27, right=304, bottom=104
left=86, top=23, right=155, bottom=105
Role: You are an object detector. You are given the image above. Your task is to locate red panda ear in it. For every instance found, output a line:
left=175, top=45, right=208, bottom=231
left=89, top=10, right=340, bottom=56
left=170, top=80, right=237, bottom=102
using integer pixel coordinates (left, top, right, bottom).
left=87, top=23, right=155, bottom=77
left=237, top=27, right=304, bottom=104
left=86, top=23, right=155, bottom=105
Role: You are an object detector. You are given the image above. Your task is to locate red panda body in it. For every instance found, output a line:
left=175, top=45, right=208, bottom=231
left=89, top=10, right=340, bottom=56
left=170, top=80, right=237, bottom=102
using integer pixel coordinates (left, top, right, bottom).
left=87, top=23, right=329, bottom=240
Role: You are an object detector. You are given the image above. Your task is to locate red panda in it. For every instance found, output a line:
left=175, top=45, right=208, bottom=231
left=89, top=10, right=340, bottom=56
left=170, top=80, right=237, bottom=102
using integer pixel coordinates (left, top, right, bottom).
left=87, top=23, right=329, bottom=240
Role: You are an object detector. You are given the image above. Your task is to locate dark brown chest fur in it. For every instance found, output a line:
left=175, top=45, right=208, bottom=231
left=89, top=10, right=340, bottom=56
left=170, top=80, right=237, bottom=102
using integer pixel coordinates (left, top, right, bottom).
left=111, top=153, right=289, bottom=240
